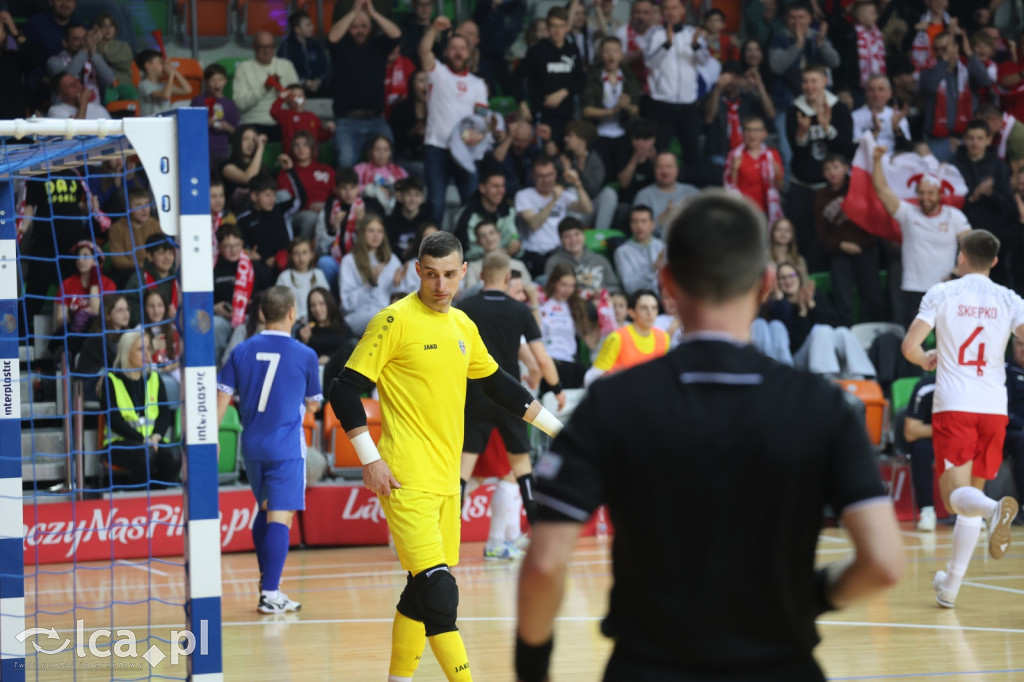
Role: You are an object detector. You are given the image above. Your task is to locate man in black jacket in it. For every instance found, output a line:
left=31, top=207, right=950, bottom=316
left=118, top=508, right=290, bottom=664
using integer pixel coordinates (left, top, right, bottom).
left=786, top=63, right=854, bottom=272
left=954, top=120, right=1014, bottom=286
left=518, top=7, right=585, bottom=150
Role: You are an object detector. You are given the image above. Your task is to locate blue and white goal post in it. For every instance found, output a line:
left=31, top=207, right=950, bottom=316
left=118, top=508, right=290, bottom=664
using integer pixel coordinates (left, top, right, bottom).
left=0, top=110, right=223, bottom=681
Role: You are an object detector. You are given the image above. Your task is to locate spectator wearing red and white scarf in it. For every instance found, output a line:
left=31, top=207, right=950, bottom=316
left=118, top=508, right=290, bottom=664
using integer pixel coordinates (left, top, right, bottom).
left=384, top=45, right=416, bottom=118
left=919, top=28, right=992, bottom=163
left=614, top=0, right=654, bottom=95
left=724, top=115, right=784, bottom=222
left=852, top=1, right=885, bottom=91
left=212, top=225, right=258, bottom=365
left=45, top=24, right=115, bottom=105
left=910, top=2, right=950, bottom=72
left=702, top=60, right=775, bottom=176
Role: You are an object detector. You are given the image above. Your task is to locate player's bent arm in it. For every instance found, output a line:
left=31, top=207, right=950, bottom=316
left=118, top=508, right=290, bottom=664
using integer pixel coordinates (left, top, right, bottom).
left=328, top=368, right=381, bottom=465
left=583, top=366, right=605, bottom=387
left=478, top=368, right=564, bottom=436
left=901, top=318, right=934, bottom=369
left=825, top=498, right=905, bottom=610
left=528, top=339, right=561, bottom=389
left=216, top=390, right=233, bottom=426
left=516, top=521, right=582, bottom=682
left=903, top=415, right=933, bottom=443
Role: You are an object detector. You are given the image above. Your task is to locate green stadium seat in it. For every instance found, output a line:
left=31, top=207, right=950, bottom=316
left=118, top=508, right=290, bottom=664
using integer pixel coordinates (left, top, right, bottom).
left=218, top=404, right=243, bottom=484
left=263, top=141, right=284, bottom=172
left=585, top=228, right=625, bottom=257
left=489, top=96, right=517, bottom=115
left=808, top=271, right=832, bottom=300
left=890, top=377, right=919, bottom=414
left=218, top=57, right=249, bottom=100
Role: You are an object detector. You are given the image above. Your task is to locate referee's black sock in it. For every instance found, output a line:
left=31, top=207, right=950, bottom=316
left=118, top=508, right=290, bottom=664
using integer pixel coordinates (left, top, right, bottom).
left=517, top=473, right=539, bottom=525
left=460, top=478, right=467, bottom=508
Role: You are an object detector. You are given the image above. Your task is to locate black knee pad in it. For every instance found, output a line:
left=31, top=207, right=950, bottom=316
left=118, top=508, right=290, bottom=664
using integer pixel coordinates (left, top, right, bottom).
left=396, top=572, right=423, bottom=621
left=413, top=564, right=459, bottom=636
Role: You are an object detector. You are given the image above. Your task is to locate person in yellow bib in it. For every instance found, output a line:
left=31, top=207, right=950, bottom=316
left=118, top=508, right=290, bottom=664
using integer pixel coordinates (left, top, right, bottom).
left=102, top=330, right=180, bottom=487
left=585, top=289, right=669, bottom=386
left=328, top=231, right=564, bottom=682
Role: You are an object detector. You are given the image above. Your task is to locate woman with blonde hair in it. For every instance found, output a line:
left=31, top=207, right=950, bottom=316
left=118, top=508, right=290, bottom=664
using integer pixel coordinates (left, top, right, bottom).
left=102, top=331, right=181, bottom=487
left=339, top=213, right=402, bottom=334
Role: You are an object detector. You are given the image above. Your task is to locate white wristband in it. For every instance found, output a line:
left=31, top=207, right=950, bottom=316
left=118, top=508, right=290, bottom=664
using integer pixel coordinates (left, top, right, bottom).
left=531, top=406, right=564, bottom=438
left=351, top=430, right=382, bottom=466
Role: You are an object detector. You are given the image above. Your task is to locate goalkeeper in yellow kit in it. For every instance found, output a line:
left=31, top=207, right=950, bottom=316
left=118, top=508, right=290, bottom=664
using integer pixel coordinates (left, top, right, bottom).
left=328, top=231, right=563, bottom=681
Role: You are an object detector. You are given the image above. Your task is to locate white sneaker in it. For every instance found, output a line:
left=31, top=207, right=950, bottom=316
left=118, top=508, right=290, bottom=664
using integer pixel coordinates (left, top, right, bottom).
left=484, top=541, right=525, bottom=561
left=917, top=506, right=937, bottom=532
left=257, top=591, right=301, bottom=614
left=932, top=570, right=957, bottom=608
left=989, top=496, right=1019, bottom=559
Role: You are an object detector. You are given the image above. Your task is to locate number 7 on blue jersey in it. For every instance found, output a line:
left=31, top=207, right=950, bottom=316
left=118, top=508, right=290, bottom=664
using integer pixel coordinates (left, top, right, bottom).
left=256, top=352, right=281, bottom=412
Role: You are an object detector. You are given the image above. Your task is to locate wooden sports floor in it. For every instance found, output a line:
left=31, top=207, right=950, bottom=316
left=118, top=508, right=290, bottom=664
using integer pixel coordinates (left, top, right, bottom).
left=20, top=522, right=1024, bottom=680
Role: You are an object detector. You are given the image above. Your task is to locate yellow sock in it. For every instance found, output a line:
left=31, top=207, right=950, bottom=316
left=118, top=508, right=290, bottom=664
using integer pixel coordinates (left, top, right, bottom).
left=389, top=611, right=426, bottom=677
left=429, top=630, right=472, bottom=681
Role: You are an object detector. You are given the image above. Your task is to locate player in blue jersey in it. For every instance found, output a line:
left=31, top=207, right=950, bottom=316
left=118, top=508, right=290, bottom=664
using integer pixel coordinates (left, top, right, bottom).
left=217, top=286, right=323, bottom=613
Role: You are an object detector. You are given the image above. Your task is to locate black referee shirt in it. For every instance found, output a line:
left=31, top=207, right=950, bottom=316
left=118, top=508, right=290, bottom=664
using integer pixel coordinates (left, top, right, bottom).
left=458, top=290, right=541, bottom=376
left=534, top=337, right=887, bottom=675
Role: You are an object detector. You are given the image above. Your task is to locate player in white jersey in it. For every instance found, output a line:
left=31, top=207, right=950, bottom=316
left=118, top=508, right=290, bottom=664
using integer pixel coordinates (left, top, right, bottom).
left=902, top=229, right=1023, bottom=608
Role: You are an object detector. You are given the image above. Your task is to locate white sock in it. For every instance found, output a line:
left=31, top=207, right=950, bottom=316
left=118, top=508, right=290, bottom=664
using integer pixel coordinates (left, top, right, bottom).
left=505, top=483, right=523, bottom=542
left=488, top=481, right=515, bottom=548
left=261, top=589, right=281, bottom=600
left=949, top=486, right=999, bottom=519
left=388, top=676, right=413, bottom=682
left=943, top=515, right=983, bottom=593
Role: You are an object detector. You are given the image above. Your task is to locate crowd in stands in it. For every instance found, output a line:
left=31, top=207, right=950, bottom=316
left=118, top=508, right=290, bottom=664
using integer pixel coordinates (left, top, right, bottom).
left=18, top=0, right=1024, bottom=486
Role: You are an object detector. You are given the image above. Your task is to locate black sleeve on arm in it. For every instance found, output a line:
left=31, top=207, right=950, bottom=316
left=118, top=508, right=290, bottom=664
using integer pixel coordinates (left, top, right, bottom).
left=328, top=368, right=375, bottom=431
left=478, top=368, right=535, bottom=417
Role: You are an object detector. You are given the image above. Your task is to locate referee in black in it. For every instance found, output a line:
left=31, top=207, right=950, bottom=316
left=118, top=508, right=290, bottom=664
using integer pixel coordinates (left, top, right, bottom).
left=459, top=252, right=566, bottom=523
left=515, top=191, right=905, bottom=682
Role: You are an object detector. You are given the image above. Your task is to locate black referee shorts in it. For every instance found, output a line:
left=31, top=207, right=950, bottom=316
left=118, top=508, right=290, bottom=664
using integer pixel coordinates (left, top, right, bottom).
left=463, top=400, right=531, bottom=455
left=603, top=649, right=824, bottom=682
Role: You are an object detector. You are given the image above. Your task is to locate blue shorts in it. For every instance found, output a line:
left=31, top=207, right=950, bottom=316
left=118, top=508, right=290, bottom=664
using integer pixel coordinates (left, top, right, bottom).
left=245, top=458, right=306, bottom=511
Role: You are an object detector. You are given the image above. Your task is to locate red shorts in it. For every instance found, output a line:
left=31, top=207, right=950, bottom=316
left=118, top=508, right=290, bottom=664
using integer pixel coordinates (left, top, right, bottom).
left=472, top=429, right=512, bottom=479
left=932, top=411, right=1009, bottom=480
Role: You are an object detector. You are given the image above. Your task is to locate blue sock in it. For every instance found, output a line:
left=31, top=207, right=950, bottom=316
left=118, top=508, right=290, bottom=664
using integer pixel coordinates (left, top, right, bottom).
left=252, top=510, right=268, bottom=575
left=261, top=522, right=290, bottom=593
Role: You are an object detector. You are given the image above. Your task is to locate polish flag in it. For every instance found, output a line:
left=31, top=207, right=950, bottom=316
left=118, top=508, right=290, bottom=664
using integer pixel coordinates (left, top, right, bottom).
left=844, top=132, right=967, bottom=243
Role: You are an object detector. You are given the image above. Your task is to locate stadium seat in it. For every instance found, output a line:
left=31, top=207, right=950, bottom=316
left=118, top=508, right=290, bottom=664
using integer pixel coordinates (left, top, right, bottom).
left=107, top=99, right=140, bottom=119
left=489, top=96, right=517, bottom=116
left=166, top=57, right=204, bottom=102
left=808, top=271, right=832, bottom=301
left=322, top=400, right=382, bottom=477
left=297, top=0, right=337, bottom=35
left=834, top=379, right=889, bottom=448
left=584, top=228, right=625, bottom=258
left=850, top=322, right=905, bottom=353
left=216, top=57, right=248, bottom=100
left=303, top=410, right=319, bottom=447
left=218, top=404, right=243, bottom=484
left=177, top=0, right=233, bottom=48
left=238, top=0, right=290, bottom=41
left=890, top=376, right=919, bottom=414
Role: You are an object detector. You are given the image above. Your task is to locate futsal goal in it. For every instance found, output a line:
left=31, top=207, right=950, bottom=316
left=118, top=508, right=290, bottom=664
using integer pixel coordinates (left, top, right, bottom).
left=0, top=111, right=222, bottom=681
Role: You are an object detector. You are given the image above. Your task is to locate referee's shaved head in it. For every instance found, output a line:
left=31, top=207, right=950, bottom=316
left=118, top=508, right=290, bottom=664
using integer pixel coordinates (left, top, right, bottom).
left=665, top=191, right=769, bottom=302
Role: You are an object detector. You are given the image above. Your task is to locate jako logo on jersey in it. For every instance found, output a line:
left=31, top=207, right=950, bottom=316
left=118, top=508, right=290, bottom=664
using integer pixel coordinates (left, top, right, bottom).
left=458, top=340, right=466, bottom=355
left=424, top=344, right=437, bottom=350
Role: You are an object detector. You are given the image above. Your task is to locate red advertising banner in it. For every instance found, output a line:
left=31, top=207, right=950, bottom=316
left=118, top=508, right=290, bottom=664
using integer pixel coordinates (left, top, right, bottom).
left=22, top=489, right=300, bottom=565
left=23, top=482, right=608, bottom=565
